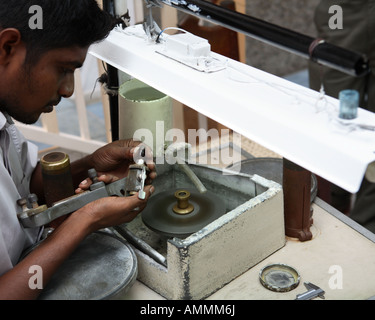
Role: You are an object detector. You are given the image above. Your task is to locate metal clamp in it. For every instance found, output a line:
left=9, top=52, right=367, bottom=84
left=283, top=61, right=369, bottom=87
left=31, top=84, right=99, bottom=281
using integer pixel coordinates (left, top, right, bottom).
left=295, top=282, right=325, bottom=300
left=18, top=164, right=148, bottom=229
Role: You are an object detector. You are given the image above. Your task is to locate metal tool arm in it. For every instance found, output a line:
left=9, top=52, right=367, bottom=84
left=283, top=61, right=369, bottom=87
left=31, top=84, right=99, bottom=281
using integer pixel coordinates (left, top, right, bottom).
left=18, top=177, right=126, bottom=229
left=18, top=164, right=148, bottom=229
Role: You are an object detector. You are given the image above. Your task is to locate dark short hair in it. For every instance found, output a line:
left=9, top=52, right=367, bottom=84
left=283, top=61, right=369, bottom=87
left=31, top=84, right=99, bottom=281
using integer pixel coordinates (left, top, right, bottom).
left=0, top=0, right=116, bottom=64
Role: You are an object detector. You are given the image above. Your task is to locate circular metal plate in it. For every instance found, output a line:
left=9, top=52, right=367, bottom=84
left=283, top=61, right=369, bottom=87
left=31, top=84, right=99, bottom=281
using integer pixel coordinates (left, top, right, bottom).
left=259, top=264, right=300, bottom=292
left=37, top=232, right=137, bottom=300
left=142, top=188, right=226, bottom=238
left=227, top=158, right=317, bottom=202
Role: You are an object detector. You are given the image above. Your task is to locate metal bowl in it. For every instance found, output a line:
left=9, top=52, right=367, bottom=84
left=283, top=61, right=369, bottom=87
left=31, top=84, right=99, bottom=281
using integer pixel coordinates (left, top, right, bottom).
left=24, top=232, right=138, bottom=300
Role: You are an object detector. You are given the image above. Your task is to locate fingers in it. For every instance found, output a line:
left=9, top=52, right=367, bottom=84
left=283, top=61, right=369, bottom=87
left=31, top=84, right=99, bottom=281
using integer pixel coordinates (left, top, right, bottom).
left=122, top=186, right=155, bottom=222
left=75, top=178, right=90, bottom=193
left=75, top=184, right=156, bottom=231
left=98, top=174, right=119, bottom=184
left=75, top=174, right=119, bottom=194
left=124, top=184, right=155, bottom=208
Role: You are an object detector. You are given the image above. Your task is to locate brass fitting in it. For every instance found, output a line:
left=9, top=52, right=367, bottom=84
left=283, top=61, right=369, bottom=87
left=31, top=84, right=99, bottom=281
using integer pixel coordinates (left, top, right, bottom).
left=173, top=190, right=194, bottom=215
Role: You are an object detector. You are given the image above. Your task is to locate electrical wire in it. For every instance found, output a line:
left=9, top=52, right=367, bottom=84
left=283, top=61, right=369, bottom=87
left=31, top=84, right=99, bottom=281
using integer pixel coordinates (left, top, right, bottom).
left=156, top=27, right=192, bottom=43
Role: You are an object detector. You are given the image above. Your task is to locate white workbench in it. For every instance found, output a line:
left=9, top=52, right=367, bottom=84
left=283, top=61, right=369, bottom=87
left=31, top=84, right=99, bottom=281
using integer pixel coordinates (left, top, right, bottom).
left=117, top=180, right=375, bottom=300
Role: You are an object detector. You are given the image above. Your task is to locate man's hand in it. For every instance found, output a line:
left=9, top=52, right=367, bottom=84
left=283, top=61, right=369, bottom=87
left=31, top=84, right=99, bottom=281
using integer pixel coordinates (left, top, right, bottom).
left=74, top=184, right=155, bottom=232
left=87, top=139, right=156, bottom=184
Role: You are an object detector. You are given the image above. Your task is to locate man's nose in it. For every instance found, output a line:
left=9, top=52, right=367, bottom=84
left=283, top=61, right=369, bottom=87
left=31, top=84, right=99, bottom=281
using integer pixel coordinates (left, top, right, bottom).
left=58, top=73, right=75, bottom=98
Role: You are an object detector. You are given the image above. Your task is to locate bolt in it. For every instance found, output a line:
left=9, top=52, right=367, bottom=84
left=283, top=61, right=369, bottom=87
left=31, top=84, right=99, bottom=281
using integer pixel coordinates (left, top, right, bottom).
left=88, top=168, right=105, bottom=191
left=27, top=194, right=39, bottom=209
left=17, top=198, right=28, bottom=211
left=88, top=168, right=98, bottom=183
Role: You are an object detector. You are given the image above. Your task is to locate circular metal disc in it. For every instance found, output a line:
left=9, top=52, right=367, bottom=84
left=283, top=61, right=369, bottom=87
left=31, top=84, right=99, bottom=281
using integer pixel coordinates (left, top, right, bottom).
left=259, top=264, right=300, bottom=292
left=142, top=188, right=226, bottom=238
left=37, top=232, right=137, bottom=300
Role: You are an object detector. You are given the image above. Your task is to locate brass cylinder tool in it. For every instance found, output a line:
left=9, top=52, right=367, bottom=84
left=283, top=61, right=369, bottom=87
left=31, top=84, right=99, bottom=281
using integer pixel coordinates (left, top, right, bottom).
left=40, top=152, right=75, bottom=228
left=173, top=190, right=194, bottom=215
left=40, top=152, right=75, bottom=207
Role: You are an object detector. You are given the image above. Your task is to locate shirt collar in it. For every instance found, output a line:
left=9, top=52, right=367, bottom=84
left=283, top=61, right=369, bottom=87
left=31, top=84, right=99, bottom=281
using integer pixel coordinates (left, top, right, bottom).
left=0, top=111, right=14, bottom=130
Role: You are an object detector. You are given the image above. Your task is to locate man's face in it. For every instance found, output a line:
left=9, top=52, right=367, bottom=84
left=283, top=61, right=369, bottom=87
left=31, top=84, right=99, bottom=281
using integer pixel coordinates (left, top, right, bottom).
left=1, top=45, right=88, bottom=124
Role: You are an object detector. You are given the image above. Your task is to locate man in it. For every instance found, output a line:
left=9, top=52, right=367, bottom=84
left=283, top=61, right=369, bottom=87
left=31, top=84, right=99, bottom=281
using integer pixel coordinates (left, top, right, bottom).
left=309, top=0, right=375, bottom=231
left=0, top=1, right=156, bottom=299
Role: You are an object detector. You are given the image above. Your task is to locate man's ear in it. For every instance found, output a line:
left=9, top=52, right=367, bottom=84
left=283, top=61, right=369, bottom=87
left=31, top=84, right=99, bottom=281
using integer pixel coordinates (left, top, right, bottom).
left=0, top=28, right=23, bottom=64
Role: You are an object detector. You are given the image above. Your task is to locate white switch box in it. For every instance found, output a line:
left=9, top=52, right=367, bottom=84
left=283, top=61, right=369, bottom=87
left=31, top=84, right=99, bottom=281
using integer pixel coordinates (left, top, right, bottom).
left=165, top=33, right=211, bottom=58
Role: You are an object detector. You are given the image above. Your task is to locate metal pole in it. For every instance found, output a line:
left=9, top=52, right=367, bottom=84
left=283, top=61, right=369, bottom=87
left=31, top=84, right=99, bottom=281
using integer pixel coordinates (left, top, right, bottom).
left=102, top=0, right=120, bottom=141
left=159, top=0, right=370, bottom=77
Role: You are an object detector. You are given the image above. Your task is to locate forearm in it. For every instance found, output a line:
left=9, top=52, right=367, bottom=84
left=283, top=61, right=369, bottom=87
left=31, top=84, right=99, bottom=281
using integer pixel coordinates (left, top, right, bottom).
left=2, top=183, right=153, bottom=299
left=0, top=212, right=92, bottom=300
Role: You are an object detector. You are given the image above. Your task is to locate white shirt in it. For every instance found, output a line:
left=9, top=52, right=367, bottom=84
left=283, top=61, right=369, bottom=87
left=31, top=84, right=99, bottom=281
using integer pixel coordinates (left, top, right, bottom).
left=0, top=111, right=41, bottom=276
